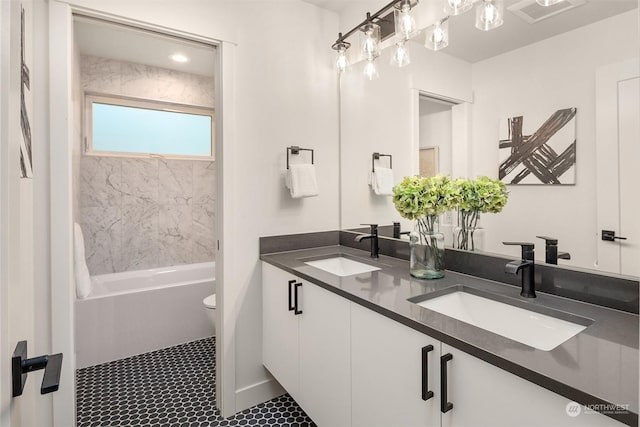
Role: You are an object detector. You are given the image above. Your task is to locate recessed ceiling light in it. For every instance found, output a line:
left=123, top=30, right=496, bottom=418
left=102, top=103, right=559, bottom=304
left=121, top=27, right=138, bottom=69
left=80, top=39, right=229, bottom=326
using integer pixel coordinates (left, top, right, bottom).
left=170, top=54, right=189, bottom=63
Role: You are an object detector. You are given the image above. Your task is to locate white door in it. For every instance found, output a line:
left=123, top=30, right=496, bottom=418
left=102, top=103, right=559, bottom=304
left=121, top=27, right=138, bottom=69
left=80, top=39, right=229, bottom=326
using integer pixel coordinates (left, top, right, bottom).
left=617, top=77, right=639, bottom=276
left=262, top=262, right=300, bottom=397
left=595, top=59, right=640, bottom=276
left=298, top=283, right=351, bottom=427
left=0, top=0, right=39, bottom=425
left=351, top=303, right=440, bottom=427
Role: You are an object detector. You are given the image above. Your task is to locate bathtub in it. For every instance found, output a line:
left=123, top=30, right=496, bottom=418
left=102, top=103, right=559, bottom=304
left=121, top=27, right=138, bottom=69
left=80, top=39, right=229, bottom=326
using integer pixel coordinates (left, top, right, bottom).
left=75, top=262, right=215, bottom=368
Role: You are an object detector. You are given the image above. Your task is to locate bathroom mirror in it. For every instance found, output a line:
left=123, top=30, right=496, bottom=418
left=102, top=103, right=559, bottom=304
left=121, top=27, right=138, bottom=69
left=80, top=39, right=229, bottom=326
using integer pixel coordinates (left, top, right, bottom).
left=339, top=0, right=639, bottom=277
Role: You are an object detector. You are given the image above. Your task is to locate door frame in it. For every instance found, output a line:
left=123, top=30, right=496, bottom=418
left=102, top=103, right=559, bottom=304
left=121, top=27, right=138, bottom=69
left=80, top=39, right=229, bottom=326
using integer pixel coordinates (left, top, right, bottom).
left=413, top=90, right=472, bottom=179
left=49, top=2, right=234, bottom=424
left=412, top=90, right=472, bottom=236
left=595, top=58, right=639, bottom=274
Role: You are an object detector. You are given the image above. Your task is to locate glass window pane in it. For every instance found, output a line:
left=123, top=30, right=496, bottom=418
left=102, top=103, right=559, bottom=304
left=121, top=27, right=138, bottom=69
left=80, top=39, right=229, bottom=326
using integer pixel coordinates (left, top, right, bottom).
left=92, top=102, right=212, bottom=157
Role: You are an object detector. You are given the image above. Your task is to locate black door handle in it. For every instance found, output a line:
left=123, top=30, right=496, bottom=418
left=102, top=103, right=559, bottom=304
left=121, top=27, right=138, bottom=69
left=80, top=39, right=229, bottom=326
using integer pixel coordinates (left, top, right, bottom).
left=421, top=345, right=434, bottom=401
left=294, top=282, right=303, bottom=315
left=440, top=353, right=453, bottom=413
left=602, top=230, right=628, bottom=241
left=288, top=280, right=296, bottom=311
left=12, top=341, right=63, bottom=397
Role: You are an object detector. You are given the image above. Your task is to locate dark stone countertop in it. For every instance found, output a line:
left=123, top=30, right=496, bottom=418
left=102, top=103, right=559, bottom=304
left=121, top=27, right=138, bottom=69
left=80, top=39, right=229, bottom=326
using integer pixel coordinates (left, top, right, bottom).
left=261, top=245, right=639, bottom=426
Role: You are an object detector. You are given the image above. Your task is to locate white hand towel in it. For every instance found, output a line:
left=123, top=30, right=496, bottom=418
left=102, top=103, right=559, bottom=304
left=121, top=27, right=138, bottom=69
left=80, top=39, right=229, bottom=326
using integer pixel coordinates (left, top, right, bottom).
left=74, top=223, right=92, bottom=299
left=286, top=164, right=319, bottom=198
left=372, top=167, right=394, bottom=196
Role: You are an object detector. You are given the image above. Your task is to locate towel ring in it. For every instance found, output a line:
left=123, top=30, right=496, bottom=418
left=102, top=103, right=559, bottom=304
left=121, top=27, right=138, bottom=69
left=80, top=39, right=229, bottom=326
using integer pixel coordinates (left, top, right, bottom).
left=287, top=146, right=315, bottom=170
left=372, top=152, right=392, bottom=172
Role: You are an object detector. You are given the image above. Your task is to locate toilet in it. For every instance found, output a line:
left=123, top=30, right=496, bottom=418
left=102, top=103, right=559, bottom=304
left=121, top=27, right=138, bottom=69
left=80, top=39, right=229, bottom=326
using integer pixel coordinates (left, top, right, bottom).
left=203, top=294, right=217, bottom=334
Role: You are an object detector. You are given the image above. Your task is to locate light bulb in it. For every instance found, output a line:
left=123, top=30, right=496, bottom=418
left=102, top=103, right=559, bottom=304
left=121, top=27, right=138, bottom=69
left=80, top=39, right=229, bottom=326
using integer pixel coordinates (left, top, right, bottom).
left=363, top=59, right=379, bottom=81
left=360, top=23, right=381, bottom=60
left=336, top=47, right=348, bottom=73
left=475, top=0, right=503, bottom=31
left=425, top=19, right=449, bottom=51
left=364, top=34, right=377, bottom=57
left=433, top=26, right=444, bottom=44
left=444, top=0, right=473, bottom=15
left=536, top=0, right=563, bottom=5
left=395, top=1, right=416, bottom=40
left=170, top=54, right=189, bottom=63
left=390, top=41, right=410, bottom=67
left=484, top=3, right=496, bottom=22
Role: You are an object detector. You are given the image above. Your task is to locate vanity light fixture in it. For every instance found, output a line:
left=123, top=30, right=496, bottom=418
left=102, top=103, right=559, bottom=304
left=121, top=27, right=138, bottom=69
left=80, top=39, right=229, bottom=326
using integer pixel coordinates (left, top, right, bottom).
left=170, top=53, right=189, bottom=63
left=332, top=35, right=351, bottom=73
left=444, top=0, right=473, bottom=15
left=360, top=15, right=381, bottom=61
left=536, top=0, right=564, bottom=5
left=390, top=40, right=411, bottom=67
left=394, top=0, right=418, bottom=40
left=475, top=0, right=504, bottom=31
left=424, top=17, right=449, bottom=51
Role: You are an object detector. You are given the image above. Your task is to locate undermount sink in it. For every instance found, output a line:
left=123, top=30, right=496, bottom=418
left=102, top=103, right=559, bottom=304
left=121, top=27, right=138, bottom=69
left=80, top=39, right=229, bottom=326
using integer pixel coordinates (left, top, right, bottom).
left=304, top=256, right=381, bottom=277
left=409, top=286, right=592, bottom=351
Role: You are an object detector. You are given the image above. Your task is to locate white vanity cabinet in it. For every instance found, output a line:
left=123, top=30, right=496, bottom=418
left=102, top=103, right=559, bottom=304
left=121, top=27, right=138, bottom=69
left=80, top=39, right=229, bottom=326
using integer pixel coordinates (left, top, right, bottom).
left=351, top=303, right=441, bottom=427
left=263, top=262, right=627, bottom=427
left=262, top=262, right=351, bottom=427
left=440, top=343, right=624, bottom=427
left=351, top=304, right=624, bottom=427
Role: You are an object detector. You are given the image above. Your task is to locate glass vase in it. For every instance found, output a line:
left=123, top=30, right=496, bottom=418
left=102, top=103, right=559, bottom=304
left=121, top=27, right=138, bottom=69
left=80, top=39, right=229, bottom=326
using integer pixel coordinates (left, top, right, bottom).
left=409, top=215, right=445, bottom=279
left=453, top=210, right=484, bottom=251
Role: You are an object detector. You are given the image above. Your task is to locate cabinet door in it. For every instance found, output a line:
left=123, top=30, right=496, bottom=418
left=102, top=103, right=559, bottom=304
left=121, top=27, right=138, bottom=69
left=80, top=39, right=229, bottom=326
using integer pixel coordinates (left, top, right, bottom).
left=351, top=303, right=441, bottom=427
left=440, top=343, right=624, bottom=427
left=298, top=283, right=351, bottom=427
left=262, top=262, right=300, bottom=397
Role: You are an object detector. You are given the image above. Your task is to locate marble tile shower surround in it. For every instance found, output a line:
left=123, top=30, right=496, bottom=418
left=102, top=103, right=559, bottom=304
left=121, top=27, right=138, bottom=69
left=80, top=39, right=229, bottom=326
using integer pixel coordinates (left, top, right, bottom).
left=77, top=54, right=216, bottom=275
left=80, top=54, right=214, bottom=108
left=79, top=157, right=216, bottom=275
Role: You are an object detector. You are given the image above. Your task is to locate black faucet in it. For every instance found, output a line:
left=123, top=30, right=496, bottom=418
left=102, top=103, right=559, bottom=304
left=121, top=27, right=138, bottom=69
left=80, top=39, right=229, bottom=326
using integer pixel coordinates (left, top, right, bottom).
left=503, top=242, right=536, bottom=298
left=392, top=222, right=411, bottom=239
left=355, top=224, right=379, bottom=258
left=536, top=236, right=571, bottom=265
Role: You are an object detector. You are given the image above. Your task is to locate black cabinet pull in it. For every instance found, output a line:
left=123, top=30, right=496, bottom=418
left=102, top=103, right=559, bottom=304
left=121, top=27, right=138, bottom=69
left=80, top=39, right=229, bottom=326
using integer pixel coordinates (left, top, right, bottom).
left=421, top=345, right=434, bottom=401
left=294, top=282, right=303, bottom=315
left=288, top=280, right=296, bottom=311
left=440, top=353, right=453, bottom=413
left=602, top=230, right=628, bottom=241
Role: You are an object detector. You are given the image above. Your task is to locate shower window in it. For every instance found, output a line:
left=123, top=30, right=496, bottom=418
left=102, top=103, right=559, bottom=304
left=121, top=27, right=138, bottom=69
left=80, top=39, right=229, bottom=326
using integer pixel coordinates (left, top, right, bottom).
left=85, top=93, right=214, bottom=159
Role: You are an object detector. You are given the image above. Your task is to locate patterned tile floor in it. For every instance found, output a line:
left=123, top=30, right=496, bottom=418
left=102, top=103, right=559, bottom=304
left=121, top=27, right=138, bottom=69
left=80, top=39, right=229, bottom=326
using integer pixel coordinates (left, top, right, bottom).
left=76, top=338, right=316, bottom=427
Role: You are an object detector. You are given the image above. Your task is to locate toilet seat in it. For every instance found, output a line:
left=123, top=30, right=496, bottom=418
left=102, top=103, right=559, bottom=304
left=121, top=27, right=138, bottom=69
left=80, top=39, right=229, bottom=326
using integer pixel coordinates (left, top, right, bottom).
left=203, top=294, right=217, bottom=309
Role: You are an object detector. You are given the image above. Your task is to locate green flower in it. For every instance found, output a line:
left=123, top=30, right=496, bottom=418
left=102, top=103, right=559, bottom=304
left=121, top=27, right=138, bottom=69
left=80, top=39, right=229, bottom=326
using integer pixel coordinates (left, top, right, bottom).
left=392, top=175, right=458, bottom=219
left=454, top=176, right=508, bottom=214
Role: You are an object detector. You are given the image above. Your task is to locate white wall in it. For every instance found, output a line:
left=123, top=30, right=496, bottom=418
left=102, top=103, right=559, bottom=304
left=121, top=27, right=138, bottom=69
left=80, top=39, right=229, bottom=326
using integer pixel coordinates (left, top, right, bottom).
left=471, top=11, right=638, bottom=268
left=50, top=0, right=340, bottom=418
left=227, top=2, right=339, bottom=409
left=340, top=40, right=472, bottom=229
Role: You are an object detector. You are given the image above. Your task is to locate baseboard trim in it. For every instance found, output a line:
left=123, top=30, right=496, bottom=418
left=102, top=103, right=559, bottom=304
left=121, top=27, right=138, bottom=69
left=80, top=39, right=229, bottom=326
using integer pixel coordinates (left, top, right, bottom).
left=235, top=378, right=285, bottom=413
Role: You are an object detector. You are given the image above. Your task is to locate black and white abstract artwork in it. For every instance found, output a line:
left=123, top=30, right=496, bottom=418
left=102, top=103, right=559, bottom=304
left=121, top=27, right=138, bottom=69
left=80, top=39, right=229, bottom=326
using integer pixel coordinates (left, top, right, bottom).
left=498, top=107, right=576, bottom=185
left=20, top=5, right=33, bottom=179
